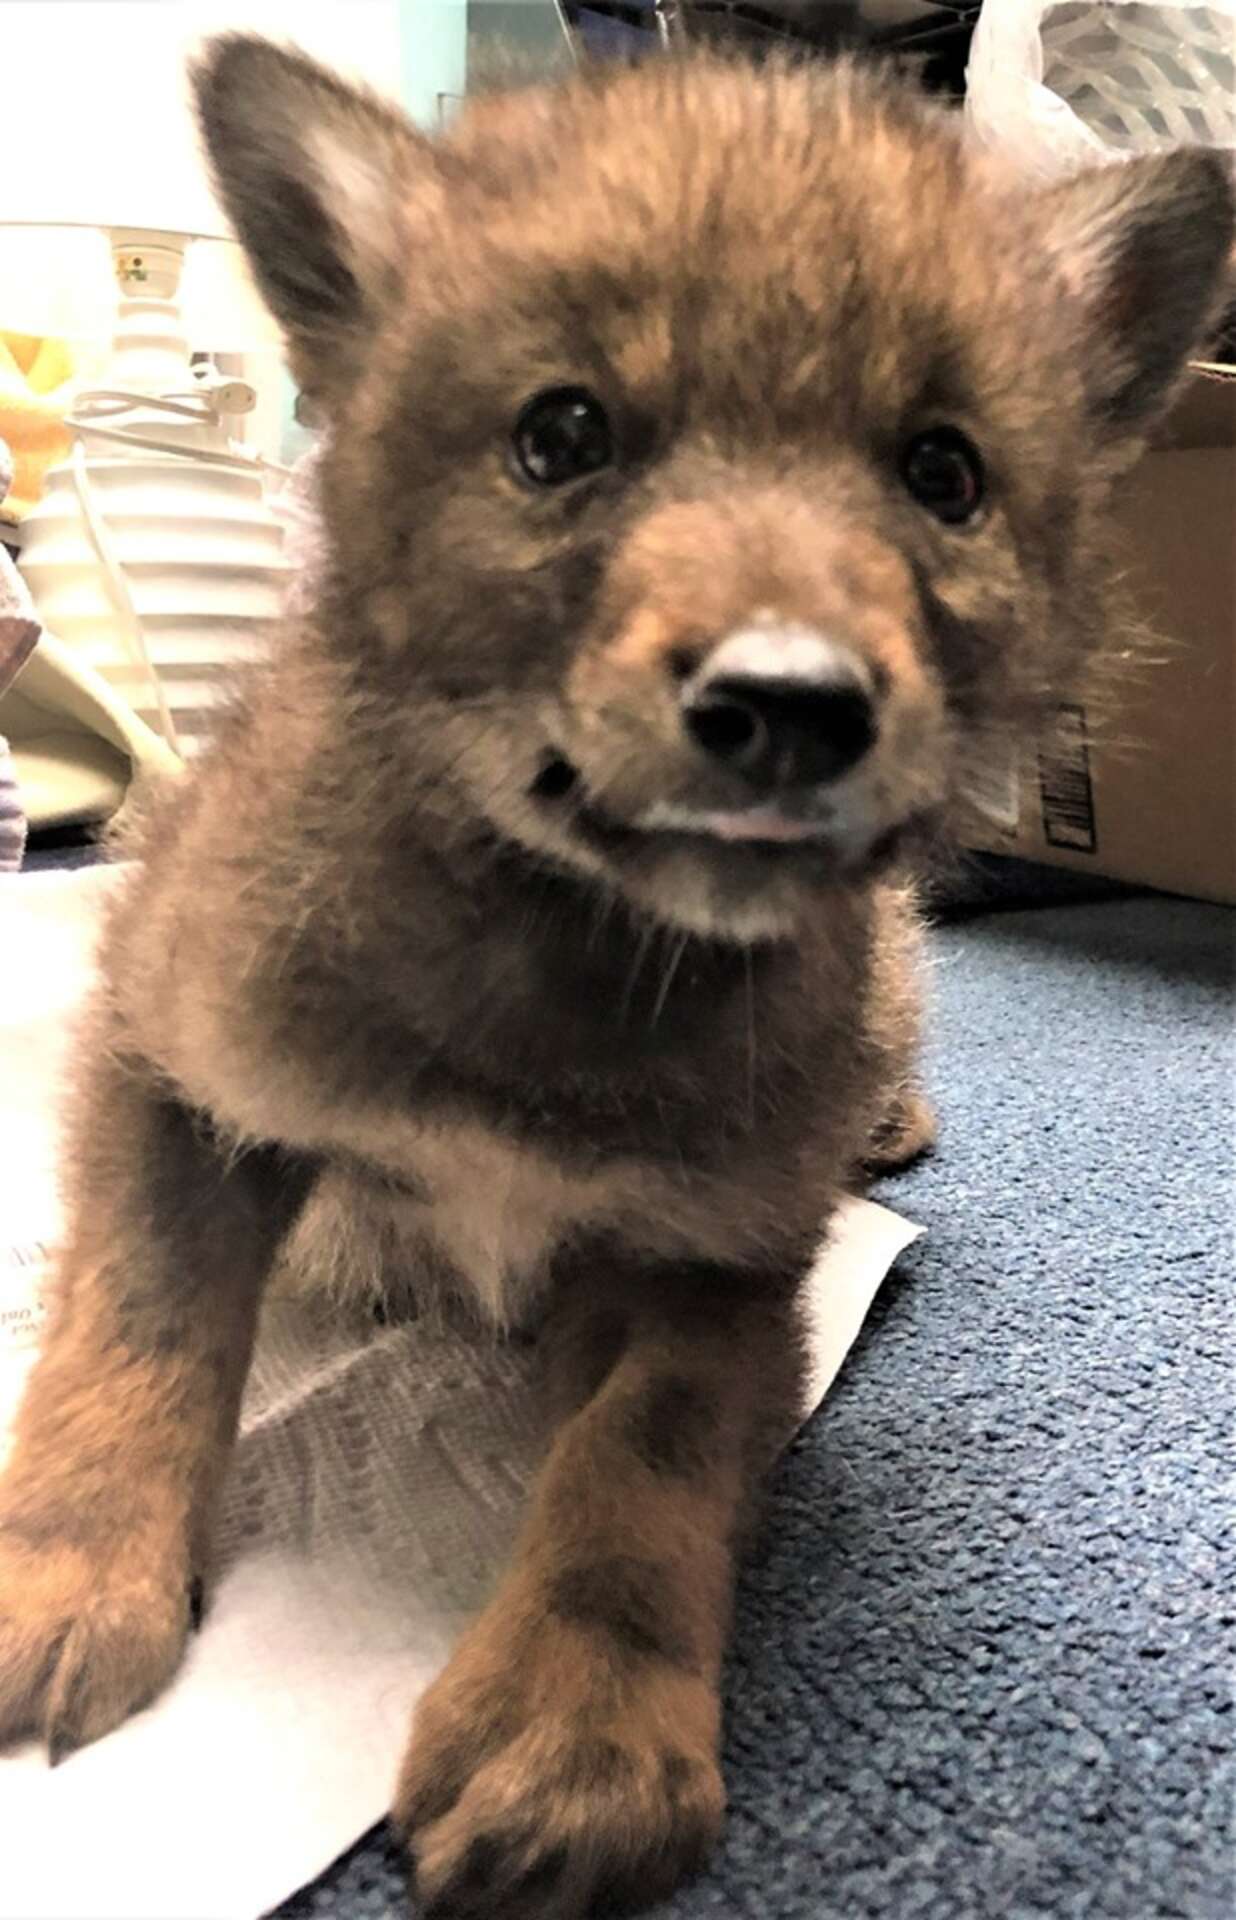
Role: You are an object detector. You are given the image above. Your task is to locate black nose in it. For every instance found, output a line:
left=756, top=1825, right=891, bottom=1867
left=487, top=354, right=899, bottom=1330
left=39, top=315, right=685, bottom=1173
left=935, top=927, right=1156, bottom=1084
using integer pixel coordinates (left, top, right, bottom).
left=682, top=637, right=877, bottom=790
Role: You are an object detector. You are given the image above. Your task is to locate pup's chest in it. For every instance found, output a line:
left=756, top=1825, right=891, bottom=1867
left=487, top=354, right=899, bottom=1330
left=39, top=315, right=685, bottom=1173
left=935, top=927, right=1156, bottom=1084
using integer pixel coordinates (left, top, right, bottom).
left=236, top=1046, right=817, bottom=1323
left=401, top=1116, right=611, bottom=1327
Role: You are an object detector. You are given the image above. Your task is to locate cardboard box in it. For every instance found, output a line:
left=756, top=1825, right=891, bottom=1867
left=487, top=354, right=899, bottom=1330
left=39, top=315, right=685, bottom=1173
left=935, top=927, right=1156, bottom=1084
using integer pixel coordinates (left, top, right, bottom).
left=967, top=368, right=1236, bottom=906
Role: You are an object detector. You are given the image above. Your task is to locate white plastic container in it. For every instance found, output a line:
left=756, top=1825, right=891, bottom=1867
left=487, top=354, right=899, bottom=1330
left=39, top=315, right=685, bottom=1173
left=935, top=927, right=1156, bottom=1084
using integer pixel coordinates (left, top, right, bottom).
left=966, top=0, right=1236, bottom=178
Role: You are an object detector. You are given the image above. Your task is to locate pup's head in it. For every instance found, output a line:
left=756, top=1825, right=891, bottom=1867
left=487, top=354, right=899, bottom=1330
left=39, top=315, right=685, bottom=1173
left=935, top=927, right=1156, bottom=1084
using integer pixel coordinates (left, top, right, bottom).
left=196, top=40, right=1232, bottom=942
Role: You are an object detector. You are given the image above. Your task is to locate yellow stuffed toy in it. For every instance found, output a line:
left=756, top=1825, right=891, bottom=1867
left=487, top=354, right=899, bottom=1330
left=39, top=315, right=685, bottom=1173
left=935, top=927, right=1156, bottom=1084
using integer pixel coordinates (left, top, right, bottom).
left=0, top=331, right=79, bottom=525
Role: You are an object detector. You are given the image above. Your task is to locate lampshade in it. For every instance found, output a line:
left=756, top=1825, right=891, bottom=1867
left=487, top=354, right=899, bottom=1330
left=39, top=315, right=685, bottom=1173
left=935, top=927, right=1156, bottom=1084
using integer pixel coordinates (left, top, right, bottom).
left=2, top=2, right=408, bottom=352
left=1, top=2, right=406, bottom=235
left=4, top=4, right=234, bottom=239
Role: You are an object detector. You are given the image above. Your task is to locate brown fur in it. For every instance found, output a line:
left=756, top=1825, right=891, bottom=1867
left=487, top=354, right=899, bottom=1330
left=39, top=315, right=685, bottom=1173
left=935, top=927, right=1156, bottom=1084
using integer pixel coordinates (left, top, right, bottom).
left=0, top=38, right=1229, bottom=1918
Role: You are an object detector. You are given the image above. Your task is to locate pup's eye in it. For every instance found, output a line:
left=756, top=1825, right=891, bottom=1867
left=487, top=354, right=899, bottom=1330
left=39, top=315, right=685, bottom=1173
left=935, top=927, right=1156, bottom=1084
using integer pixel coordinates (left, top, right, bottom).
left=513, top=387, right=613, bottom=487
left=901, top=428, right=984, bottom=525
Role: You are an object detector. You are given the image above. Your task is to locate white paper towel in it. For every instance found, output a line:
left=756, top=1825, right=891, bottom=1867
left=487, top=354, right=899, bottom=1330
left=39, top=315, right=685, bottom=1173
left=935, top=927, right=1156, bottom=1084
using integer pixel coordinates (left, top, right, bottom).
left=0, top=865, right=921, bottom=1920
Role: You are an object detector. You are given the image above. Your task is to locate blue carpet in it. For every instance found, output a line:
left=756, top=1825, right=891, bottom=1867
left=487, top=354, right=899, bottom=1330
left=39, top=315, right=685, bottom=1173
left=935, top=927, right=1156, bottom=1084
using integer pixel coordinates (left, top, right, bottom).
left=260, top=893, right=1231, bottom=1918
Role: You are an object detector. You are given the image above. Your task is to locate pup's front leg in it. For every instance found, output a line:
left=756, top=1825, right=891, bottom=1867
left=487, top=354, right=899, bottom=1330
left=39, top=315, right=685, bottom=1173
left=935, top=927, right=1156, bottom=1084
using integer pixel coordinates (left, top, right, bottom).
left=397, top=1255, right=804, bottom=1919
left=0, top=1046, right=307, bottom=1759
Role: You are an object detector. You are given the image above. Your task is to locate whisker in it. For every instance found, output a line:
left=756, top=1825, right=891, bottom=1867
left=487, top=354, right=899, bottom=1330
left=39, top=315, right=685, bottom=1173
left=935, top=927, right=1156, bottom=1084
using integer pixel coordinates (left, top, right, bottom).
left=743, top=947, right=757, bottom=1133
left=619, top=917, right=659, bottom=1025
left=650, top=929, right=690, bottom=1028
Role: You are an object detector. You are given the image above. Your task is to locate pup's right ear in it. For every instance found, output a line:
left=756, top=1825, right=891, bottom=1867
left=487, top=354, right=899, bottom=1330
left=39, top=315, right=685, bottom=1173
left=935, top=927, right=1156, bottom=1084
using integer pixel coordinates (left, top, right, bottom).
left=193, top=35, right=429, bottom=396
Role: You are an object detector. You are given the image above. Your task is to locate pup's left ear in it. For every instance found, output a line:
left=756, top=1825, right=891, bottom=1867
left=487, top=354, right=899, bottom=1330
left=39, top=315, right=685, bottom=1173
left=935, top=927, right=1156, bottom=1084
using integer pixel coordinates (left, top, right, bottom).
left=1040, top=147, right=1234, bottom=437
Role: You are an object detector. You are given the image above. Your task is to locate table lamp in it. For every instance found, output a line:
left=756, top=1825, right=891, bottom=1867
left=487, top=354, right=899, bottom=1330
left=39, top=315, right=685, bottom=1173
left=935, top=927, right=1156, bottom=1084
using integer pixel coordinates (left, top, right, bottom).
left=2, top=220, right=287, bottom=758
left=0, top=1, right=407, bottom=758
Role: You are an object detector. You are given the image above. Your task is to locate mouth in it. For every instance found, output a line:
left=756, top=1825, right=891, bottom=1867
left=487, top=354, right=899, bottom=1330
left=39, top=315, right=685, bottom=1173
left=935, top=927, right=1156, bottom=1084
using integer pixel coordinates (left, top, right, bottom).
left=631, top=800, right=837, bottom=846
left=530, top=753, right=868, bottom=864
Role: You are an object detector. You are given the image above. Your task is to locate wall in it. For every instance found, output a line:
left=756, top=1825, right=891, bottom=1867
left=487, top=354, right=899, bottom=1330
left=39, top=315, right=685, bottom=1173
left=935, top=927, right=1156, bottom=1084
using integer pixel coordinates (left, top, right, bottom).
left=466, top=0, right=574, bottom=89
left=402, top=0, right=469, bottom=127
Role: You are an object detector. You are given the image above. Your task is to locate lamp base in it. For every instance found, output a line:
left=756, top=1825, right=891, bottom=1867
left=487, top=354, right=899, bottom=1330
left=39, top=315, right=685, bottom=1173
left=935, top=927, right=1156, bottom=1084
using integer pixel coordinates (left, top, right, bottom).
left=17, top=228, right=289, bottom=757
left=20, top=451, right=289, bottom=753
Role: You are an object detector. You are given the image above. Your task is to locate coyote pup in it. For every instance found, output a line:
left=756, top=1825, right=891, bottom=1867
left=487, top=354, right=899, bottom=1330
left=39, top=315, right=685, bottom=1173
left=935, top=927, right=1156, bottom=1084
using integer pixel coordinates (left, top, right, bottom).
left=0, top=37, right=1229, bottom=1920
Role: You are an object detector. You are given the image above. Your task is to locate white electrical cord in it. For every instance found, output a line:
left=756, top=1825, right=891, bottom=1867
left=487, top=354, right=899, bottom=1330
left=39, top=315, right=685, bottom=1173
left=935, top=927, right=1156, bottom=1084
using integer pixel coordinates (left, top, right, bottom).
left=62, top=388, right=293, bottom=756
left=68, top=437, right=181, bottom=755
left=65, top=388, right=294, bottom=476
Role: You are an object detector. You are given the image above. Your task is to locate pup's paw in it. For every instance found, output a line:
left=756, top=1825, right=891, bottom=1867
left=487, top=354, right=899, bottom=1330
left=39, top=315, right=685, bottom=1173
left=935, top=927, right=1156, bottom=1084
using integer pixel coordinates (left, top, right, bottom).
left=395, top=1619, right=724, bottom=1918
left=864, top=1088, right=937, bottom=1173
left=0, top=1501, right=194, bottom=1760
